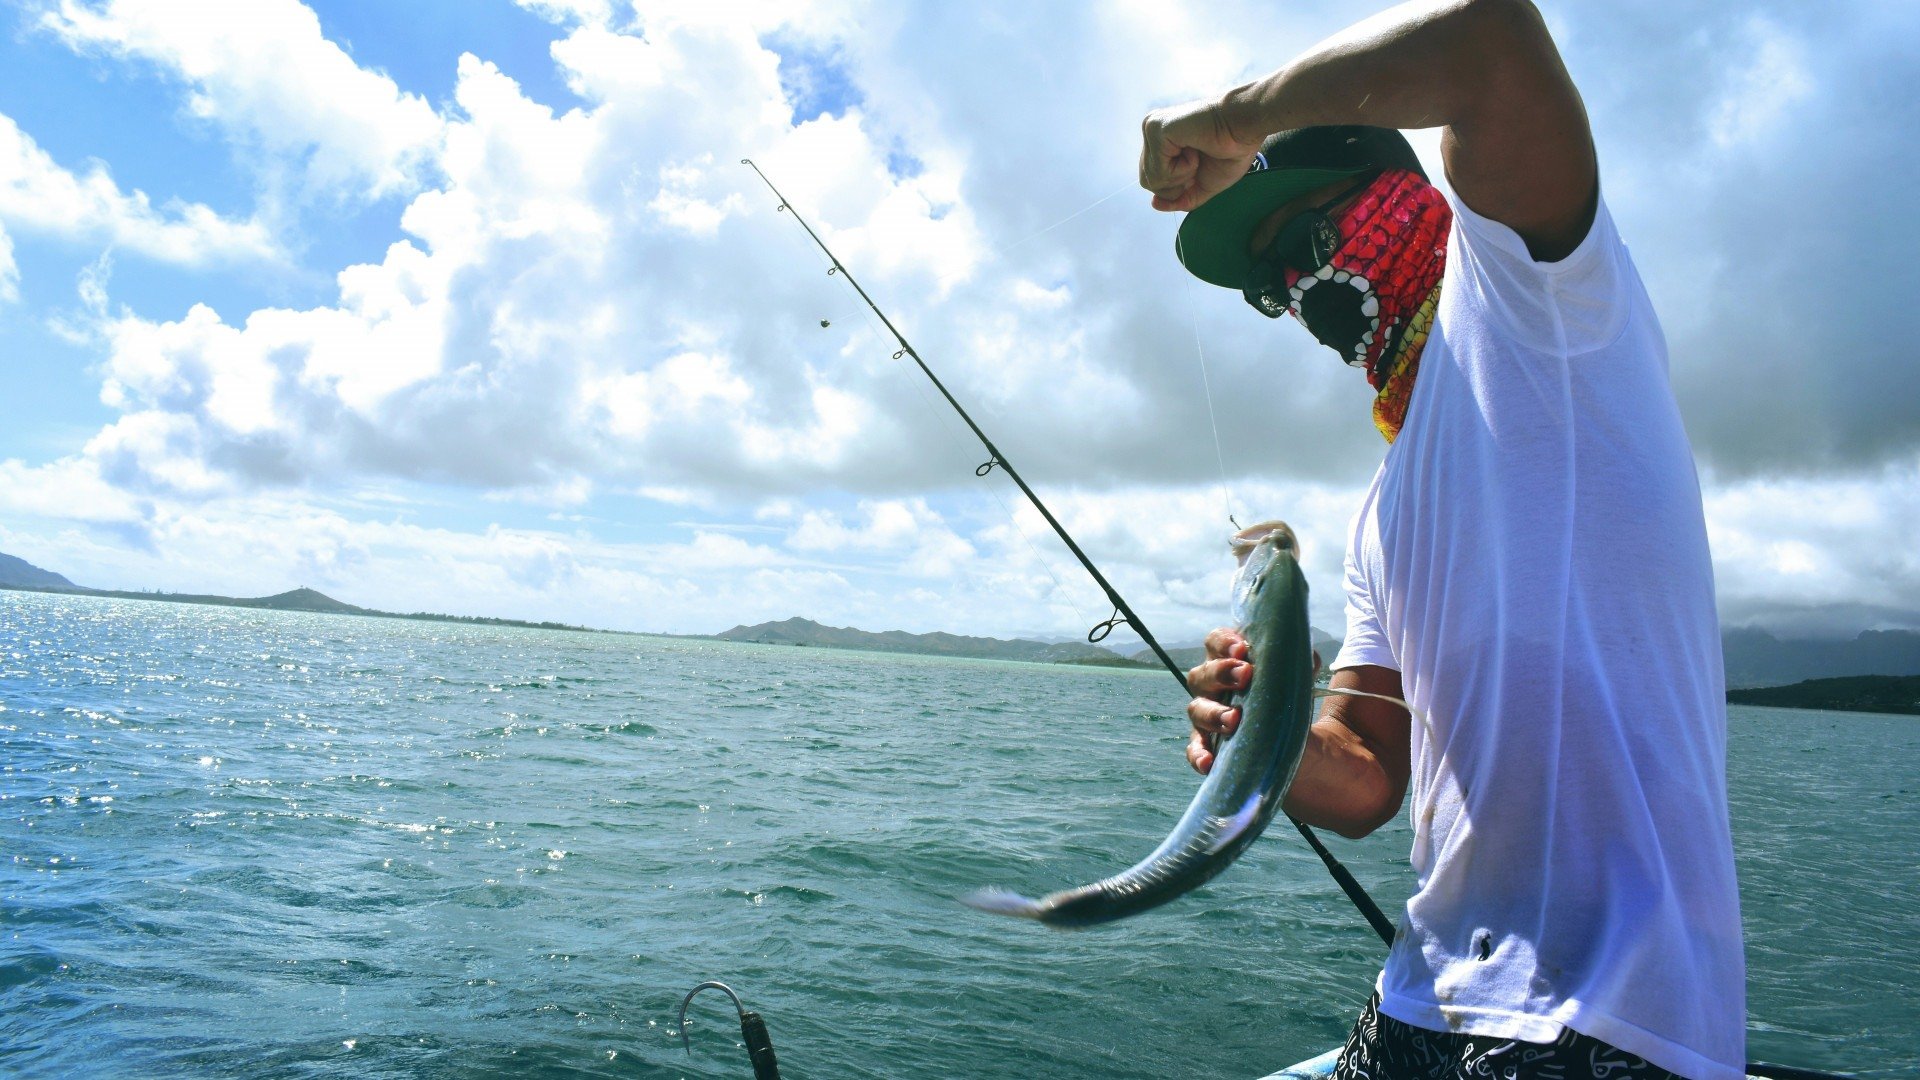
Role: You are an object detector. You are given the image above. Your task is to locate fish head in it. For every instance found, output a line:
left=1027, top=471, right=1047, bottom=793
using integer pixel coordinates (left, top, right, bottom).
left=1229, top=520, right=1299, bottom=567
left=1228, top=521, right=1300, bottom=625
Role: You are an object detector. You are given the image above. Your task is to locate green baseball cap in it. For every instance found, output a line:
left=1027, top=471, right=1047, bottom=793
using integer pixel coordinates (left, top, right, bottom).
left=1175, top=125, right=1426, bottom=289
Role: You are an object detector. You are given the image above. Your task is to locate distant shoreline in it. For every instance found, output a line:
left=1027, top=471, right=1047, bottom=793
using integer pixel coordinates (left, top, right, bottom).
left=7, top=578, right=1920, bottom=708
left=0, top=582, right=607, bottom=636
left=1726, top=675, right=1920, bottom=716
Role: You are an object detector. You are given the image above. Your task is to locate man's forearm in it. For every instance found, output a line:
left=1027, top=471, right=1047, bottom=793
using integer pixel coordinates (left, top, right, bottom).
left=1218, top=0, right=1543, bottom=142
left=1213, top=0, right=1595, bottom=258
left=1281, top=715, right=1407, bottom=840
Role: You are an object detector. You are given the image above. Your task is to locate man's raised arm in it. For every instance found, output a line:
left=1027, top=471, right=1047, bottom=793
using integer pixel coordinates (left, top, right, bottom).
left=1142, top=0, right=1596, bottom=260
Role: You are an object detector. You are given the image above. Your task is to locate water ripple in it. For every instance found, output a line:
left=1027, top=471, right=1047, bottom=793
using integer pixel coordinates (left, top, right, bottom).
left=0, top=593, right=1913, bottom=1078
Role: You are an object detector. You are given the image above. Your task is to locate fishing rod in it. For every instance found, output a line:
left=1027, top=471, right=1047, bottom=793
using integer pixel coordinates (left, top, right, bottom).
left=741, top=158, right=1395, bottom=949
left=741, top=158, right=1185, bottom=683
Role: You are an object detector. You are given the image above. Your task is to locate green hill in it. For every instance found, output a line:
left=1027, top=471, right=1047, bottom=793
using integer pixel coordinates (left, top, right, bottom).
left=0, top=553, right=77, bottom=590
left=246, top=587, right=371, bottom=614
left=0, top=553, right=584, bottom=633
left=714, top=616, right=1130, bottom=665
left=1728, top=675, right=1920, bottom=715
left=1131, top=627, right=1342, bottom=672
left=10, top=549, right=1919, bottom=688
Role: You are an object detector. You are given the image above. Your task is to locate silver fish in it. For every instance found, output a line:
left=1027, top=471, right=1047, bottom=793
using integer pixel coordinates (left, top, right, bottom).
left=963, top=522, right=1315, bottom=927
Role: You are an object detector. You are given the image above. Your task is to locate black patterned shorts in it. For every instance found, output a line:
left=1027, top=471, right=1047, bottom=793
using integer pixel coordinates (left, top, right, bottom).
left=1333, top=993, right=1684, bottom=1080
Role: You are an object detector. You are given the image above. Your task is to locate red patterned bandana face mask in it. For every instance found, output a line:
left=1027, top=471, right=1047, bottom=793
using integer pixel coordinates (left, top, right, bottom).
left=1243, top=168, right=1451, bottom=441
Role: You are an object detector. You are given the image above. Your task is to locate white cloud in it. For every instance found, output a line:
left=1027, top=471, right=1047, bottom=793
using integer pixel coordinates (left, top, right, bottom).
left=40, top=0, right=444, bottom=201
left=0, top=450, right=1328, bottom=640
left=83, top=411, right=232, bottom=500
left=1708, top=18, right=1813, bottom=150
left=485, top=474, right=594, bottom=509
left=7, top=445, right=1920, bottom=646
left=786, top=498, right=977, bottom=576
left=0, top=471, right=837, bottom=632
left=1704, top=459, right=1920, bottom=632
left=76, top=250, right=111, bottom=313
left=514, top=0, right=614, bottom=30
left=0, top=455, right=151, bottom=526
left=0, top=222, right=17, bottom=302
left=99, top=303, right=283, bottom=435
left=650, top=156, right=746, bottom=236
left=50, top=8, right=1009, bottom=501
left=6, top=0, right=1920, bottom=642
left=1009, top=279, right=1070, bottom=310
left=589, top=351, right=752, bottom=441
left=0, top=111, right=275, bottom=264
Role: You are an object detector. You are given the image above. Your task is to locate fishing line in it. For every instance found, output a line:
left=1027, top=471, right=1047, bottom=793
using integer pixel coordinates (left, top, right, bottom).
left=916, top=176, right=1191, bottom=645
left=1318, top=684, right=1443, bottom=835
left=822, top=233, right=1113, bottom=646
left=881, top=175, right=1177, bottom=639
left=1175, top=232, right=1241, bottom=530
left=734, top=168, right=1868, bottom=1080
left=930, top=179, right=1136, bottom=294
left=742, top=158, right=1397, bottom=950
left=811, top=231, right=1095, bottom=635
left=761, top=179, right=1096, bottom=633
left=930, top=180, right=1241, bottom=539
left=743, top=158, right=1187, bottom=678
left=965, top=471, right=1097, bottom=632
left=914, top=178, right=1149, bottom=633
left=993, top=180, right=1135, bottom=257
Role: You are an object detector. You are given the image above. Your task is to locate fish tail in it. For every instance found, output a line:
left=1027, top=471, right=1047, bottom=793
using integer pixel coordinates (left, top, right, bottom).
left=959, top=888, right=1050, bottom=920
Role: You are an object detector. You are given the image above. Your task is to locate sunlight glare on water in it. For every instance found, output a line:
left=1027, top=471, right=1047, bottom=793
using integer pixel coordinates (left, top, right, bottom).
left=1, top=592, right=1914, bottom=1077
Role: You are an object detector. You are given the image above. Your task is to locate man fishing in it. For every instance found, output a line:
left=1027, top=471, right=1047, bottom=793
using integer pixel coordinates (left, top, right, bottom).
left=1140, top=2, right=1743, bottom=1079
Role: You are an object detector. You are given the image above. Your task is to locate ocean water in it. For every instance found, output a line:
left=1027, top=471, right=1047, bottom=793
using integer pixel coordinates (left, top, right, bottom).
left=1, top=591, right=1914, bottom=1079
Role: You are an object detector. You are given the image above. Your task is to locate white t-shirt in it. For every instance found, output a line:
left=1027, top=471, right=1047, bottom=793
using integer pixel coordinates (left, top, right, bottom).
left=1331, top=193, right=1745, bottom=1080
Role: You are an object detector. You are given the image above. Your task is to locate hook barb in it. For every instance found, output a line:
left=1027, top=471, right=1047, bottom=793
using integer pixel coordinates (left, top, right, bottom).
left=677, top=980, right=748, bottom=1058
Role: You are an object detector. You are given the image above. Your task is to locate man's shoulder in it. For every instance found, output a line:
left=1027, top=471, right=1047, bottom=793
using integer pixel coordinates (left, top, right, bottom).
left=1437, top=190, right=1640, bottom=354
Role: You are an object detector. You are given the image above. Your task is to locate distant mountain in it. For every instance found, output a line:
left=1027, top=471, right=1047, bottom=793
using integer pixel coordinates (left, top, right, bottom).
left=1722, top=627, right=1920, bottom=689
left=1728, top=675, right=1920, bottom=715
left=246, top=587, right=370, bottom=614
left=34, top=584, right=380, bottom=615
left=0, top=553, right=77, bottom=590
left=714, top=617, right=1128, bottom=665
left=11, top=546, right=1919, bottom=686
left=1131, top=628, right=1343, bottom=672
left=1143, top=624, right=1920, bottom=689
left=0, top=552, right=587, bottom=633
left=1142, top=646, right=1208, bottom=670
left=711, top=617, right=1352, bottom=671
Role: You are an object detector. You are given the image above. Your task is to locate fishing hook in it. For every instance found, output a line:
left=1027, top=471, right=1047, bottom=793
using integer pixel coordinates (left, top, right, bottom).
left=678, top=980, right=782, bottom=1079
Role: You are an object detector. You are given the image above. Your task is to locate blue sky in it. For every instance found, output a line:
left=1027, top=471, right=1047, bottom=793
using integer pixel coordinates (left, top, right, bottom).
left=2, top=0, right=1917, bottom=643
